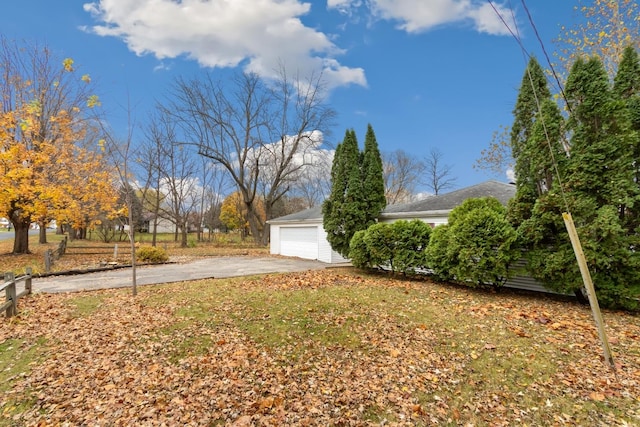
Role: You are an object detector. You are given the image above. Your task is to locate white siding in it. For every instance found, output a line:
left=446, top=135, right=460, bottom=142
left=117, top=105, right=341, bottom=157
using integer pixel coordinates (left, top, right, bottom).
left=270, top=225, right=281, bottom=255
left=280, top=226, right=319, bottom=260
left=318, top=228, right=348, bottom=263
left=380, top=215, right=449, bottom=227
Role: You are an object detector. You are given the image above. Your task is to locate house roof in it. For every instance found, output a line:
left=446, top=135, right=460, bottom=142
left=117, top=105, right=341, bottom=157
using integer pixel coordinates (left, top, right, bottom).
left=268, top=180, right=516, bottom=224
left=382, top=180, right=515, bottom=217
left=267, top=205, right=324, bottom=224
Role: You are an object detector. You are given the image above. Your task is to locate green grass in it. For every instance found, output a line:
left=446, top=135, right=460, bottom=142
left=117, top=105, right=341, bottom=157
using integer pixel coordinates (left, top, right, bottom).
left=3, top=270, right=640, bottom=425
left=0, top=338, right=46, bottom=426
left=67, top=294, right=105, bottom=317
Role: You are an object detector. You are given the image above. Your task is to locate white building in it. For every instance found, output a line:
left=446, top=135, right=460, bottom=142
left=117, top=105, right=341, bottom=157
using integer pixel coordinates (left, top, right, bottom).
left=269, top=181, right=516, bottom=263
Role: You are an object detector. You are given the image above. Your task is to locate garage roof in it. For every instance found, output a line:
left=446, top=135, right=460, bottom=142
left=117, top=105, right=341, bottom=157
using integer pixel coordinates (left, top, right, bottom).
left=267, top=205, right=323, bottom=224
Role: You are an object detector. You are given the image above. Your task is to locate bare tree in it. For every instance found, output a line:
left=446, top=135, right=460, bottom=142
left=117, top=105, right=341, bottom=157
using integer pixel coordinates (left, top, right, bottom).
left=474, top=124, right=513, bottom=178
left=193, top=159, right=233, bottom=241
left=136, top=111, right=172, bottom=246
left=383, top=149, right=426, bottom=204
left=149, top=111, right=201, bottom=248
left=423, top=148, right=457, bottom=195
left=102, top=98, right=139, bottom=296
left=163, top=69, right=336, bottom=245
left=281, top=146, right=333, bottom=209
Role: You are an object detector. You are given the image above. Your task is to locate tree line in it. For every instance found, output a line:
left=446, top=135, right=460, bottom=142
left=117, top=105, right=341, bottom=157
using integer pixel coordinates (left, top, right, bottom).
left=0, top=36, right=453, bottom=255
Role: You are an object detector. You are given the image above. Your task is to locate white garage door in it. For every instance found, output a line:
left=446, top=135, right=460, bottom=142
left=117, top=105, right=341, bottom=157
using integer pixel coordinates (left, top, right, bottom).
left=280, top=226, right=318, bottom=260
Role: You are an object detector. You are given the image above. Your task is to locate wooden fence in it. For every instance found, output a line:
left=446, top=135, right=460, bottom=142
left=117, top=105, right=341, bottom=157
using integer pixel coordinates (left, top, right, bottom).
left=44, top=237, right=68, bottom=273
left=64, top=243, right=131, bottom=257
left=1, top=268, right=32, bottom=318
left=43, top=238, right=133, bottom=272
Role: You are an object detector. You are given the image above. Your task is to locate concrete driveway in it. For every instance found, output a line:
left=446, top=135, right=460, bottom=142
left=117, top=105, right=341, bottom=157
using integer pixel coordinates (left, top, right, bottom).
left=29, top=256, right=332, bottom=293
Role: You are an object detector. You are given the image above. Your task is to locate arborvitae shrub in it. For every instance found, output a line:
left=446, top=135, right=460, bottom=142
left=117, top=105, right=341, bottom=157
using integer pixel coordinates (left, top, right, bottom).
left=391, top=220, right=431, bottom=275
left=349, top=220, right=432, bottom=275
left=349, top=230, right=370, bottom=269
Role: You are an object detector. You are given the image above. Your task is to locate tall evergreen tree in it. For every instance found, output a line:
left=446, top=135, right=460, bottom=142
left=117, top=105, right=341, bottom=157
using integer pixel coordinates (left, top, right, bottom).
left=508, top=57, right=560, bottom=228
left=613, top=46, right=640, bottom=228
left=510, top=57, right=552, bottom=158
left=323, top=126, right=385, bottom=258
left=361, top=124, right=387, bottom=226
left=323, top=129, right=364, bottom=258
left=520, top=56, right=640, bottom=309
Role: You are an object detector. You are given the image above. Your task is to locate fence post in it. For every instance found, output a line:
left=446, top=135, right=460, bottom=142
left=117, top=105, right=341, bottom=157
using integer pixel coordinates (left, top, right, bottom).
left=25, top=267, right=32, bottom=295
left=113, top=244, right=118, bottom=260
left=4, top=272, right=17, bottom=317
left=45, top=250, right=52, bottom=273
left=62, top=237, right=67, bottom=255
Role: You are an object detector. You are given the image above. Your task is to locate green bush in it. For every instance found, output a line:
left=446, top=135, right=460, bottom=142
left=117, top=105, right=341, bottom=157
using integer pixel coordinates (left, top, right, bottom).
left=425, top=224, right=454, bottom=282
left=363, top=223, right=396, bottom=270
left=448, top=202, right=518, bottom=287
left=391, top=220, right=431, bottom=275
left=349, top=230, right=371, bottom=269
left=427, top=197, right=518, bottom=287
left=349, top=220, right=432, bottom=275
left=136, top=246, right=169, bottom=263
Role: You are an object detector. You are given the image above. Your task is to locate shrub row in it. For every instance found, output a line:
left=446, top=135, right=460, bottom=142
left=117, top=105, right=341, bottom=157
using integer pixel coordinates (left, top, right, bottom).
left=350, top=197, right=519, bottom=288
left=350, top=219, right=432, bottom=275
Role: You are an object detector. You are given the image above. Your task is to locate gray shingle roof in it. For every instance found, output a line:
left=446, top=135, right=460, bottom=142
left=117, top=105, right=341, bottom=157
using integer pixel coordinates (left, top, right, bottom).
left=382, top=180, right=515, bottom=215
left=268, top=180, right=516, bottom=223
left=267, top=205, right=324, bottom=223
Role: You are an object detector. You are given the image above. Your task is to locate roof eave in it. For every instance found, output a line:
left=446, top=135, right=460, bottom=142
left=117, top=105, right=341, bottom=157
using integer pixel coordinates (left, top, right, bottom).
left=380, top=209, right=452, bottom=219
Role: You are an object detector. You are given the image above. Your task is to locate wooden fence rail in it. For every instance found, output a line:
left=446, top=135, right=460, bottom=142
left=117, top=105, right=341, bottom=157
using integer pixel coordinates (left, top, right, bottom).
left=44, top=237, right=68, bottom=273
left=1, top=268, right=32, bottom=318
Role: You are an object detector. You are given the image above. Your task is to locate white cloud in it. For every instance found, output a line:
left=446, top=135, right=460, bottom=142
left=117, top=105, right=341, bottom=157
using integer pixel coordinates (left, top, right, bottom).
left=327, top=0, right=362, bottom=16
left=506, top=168, right=515, bottom=183
left=328, top=0, right=514, bottom=36
left=82, top=0, right=366, bottom=89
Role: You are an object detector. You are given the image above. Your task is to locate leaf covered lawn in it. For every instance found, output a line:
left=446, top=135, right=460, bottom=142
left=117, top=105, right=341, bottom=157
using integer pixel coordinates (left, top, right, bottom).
left=1, top=269, right=640, bottom=426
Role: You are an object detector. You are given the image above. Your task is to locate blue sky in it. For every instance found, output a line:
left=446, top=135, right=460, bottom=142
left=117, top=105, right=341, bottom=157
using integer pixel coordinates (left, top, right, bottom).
left=1, top=0, right=579, bottom=190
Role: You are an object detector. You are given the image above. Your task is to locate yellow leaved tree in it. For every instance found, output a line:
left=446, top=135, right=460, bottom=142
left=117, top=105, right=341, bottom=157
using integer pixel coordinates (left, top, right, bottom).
left=0, top=38, right=118, bottom=253
left=219, top=191, right=265, bottom=237
left=555, top=0, right=640, bottom=80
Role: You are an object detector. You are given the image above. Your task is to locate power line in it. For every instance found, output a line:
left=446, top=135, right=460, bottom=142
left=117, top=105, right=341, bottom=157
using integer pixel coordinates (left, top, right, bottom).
left=487, top=0, right=570, bottom=211
left=519, top=0, right=571, bottom=115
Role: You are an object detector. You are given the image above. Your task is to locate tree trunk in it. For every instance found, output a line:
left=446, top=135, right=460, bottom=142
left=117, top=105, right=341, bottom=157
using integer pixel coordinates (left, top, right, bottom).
left=245, top=204, right=264, bottom=245
left=11, top=216, right=31, bottom=254
left=260, top=222, right=270, bottom=246
left=38, top=222, right=47, bottom=244
left=151, top=215, right=158, bottom=247
left=181, top=225, right=188, bottom=248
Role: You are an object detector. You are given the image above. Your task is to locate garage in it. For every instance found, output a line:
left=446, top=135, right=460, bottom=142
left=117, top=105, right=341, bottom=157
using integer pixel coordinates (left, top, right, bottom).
left=268, top=206, right=347, bottom=263
left=279, top=226, right=319, bottom=259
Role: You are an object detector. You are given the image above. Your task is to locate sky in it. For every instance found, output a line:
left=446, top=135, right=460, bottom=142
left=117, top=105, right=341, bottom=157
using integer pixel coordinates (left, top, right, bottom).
left=0, top=0, right=581, bottom=191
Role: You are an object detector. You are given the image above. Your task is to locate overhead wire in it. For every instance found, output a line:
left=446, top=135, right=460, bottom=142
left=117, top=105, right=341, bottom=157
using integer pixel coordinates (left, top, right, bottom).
left=486, top=0, right=570, bottom=212
left=488, top=0, right=617, bottom=373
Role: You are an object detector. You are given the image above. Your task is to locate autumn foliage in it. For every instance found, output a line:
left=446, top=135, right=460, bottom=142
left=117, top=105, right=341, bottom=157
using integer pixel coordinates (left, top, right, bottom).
left=0, top=38, right=118, bottom=253
left=2, top=269, right=640, bottom=425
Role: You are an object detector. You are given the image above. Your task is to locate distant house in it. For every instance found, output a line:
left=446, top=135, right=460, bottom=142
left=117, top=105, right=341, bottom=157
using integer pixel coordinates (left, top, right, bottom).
left=142, top=215, right=178, bottom=234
